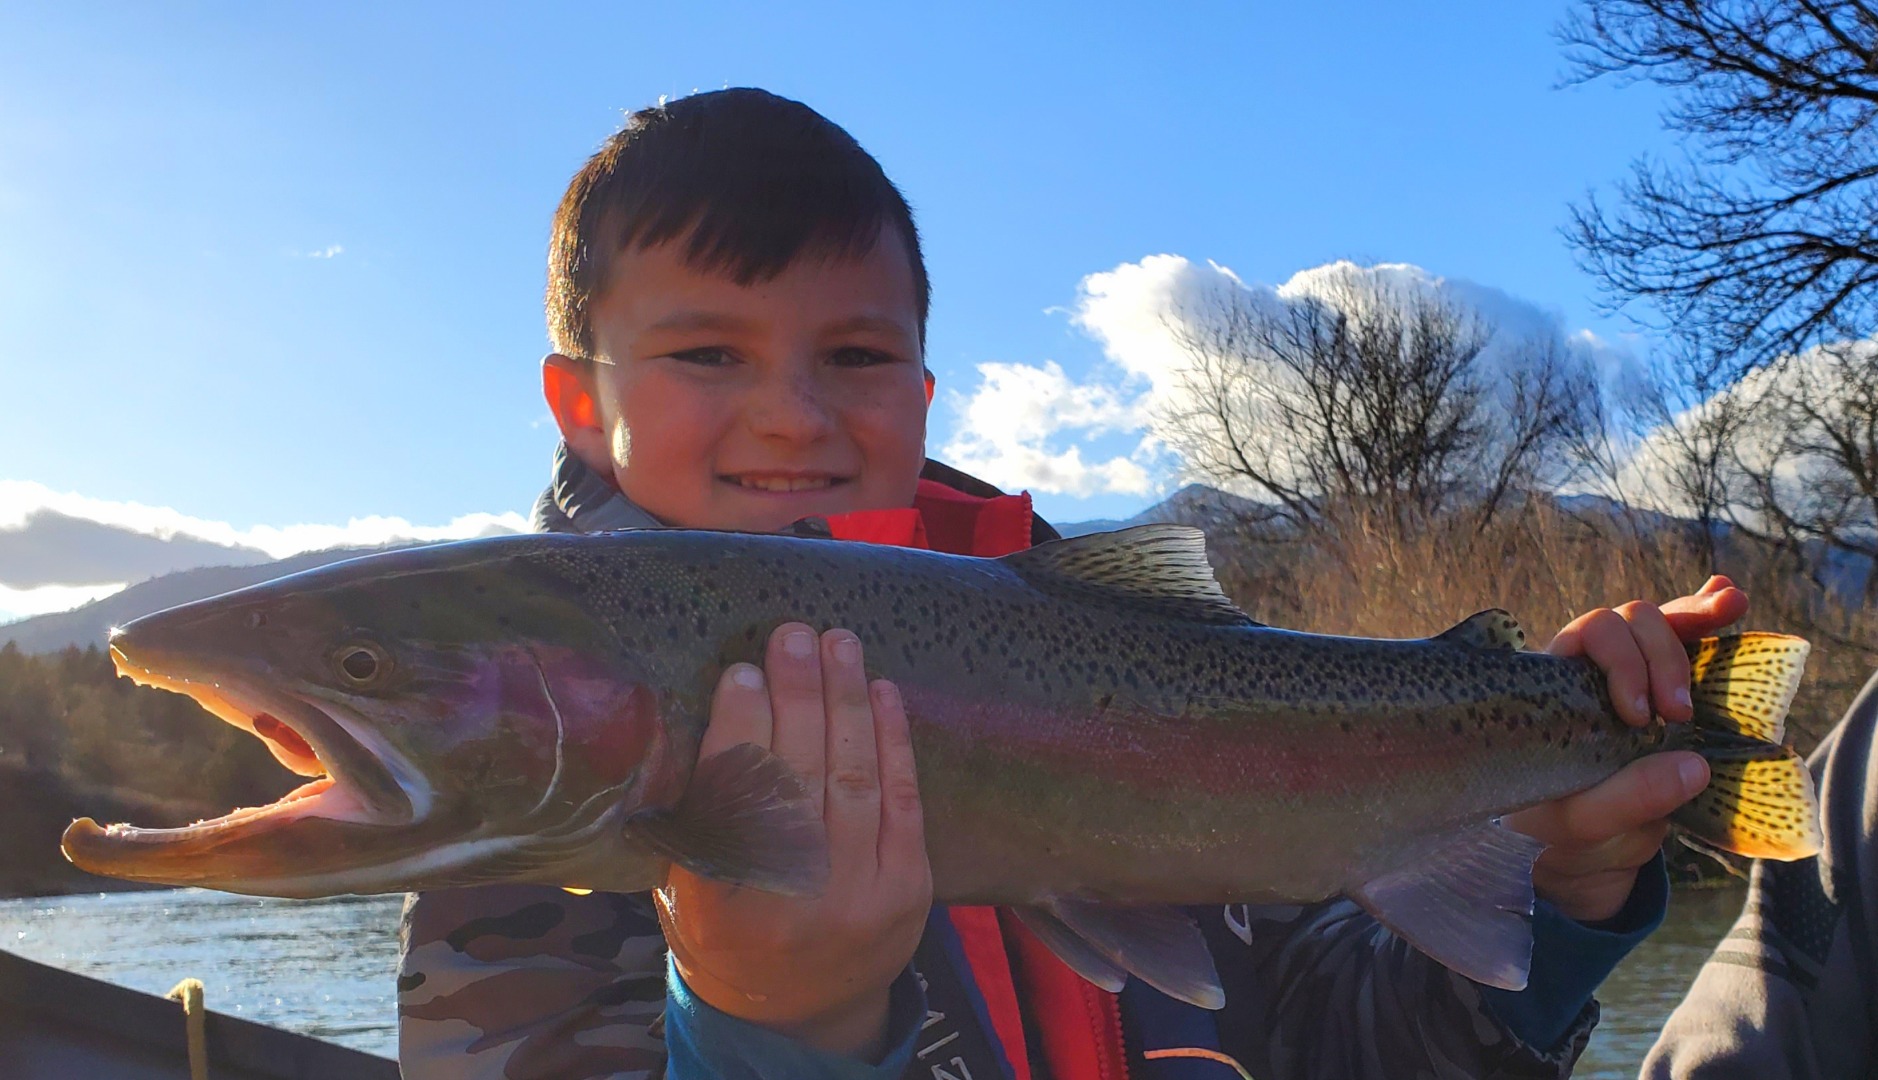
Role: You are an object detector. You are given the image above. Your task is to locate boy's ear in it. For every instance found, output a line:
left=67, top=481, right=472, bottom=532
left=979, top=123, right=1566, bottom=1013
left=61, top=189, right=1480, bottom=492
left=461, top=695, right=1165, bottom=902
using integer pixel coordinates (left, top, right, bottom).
left=542, top=354, right=614, bottom=475
left=924, top=368, right=935, bottom=407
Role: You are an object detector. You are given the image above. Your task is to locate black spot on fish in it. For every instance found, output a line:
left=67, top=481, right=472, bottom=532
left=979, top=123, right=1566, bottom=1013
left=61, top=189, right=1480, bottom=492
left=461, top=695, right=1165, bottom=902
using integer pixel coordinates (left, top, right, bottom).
left=1340, top=721, right=1354, bottom=734
left=496, top=614, right=512, bottom=628
left=1450, top=718, right=1464, bottom=735
left=397, top=972, right=426, bottom=994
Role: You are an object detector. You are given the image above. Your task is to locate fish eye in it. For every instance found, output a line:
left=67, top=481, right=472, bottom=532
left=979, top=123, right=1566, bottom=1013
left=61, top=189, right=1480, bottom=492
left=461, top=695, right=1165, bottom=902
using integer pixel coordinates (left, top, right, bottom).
left=334, top=643, right=390, bottom=686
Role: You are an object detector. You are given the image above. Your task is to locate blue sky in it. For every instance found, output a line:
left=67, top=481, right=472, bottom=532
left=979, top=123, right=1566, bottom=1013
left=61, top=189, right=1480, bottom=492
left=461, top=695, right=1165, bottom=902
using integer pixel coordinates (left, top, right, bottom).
left=0, top=1, right=1671, bottom=558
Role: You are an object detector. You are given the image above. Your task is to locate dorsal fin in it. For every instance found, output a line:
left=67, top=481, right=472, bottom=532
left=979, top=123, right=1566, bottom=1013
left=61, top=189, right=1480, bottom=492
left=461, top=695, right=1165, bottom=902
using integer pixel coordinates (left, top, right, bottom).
left=1001, top=525, right=1260, bottom=627
left=1434, top=609, right=1528, bottom=651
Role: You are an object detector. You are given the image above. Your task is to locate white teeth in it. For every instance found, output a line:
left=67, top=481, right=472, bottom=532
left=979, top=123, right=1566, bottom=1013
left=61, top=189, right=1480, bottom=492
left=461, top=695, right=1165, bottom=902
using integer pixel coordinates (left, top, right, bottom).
left=737, top=477, right=834, bottom=492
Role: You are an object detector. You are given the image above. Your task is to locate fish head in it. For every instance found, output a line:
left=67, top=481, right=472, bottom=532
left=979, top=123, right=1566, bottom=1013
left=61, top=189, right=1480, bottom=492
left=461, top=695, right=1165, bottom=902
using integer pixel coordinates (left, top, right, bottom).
left=62, top=538, right=684, bottom=897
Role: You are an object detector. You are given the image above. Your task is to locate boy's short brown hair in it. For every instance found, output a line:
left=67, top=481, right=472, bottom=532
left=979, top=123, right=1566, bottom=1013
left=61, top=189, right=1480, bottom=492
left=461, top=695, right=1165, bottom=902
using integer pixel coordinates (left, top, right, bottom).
left=547, top=88, right=930, bottom=360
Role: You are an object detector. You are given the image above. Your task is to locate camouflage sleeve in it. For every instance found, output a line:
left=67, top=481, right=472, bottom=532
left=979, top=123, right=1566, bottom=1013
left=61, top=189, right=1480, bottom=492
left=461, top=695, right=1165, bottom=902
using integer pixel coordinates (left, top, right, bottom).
left=1642, top=670, right=1878, bottom=1080
left=398, top=885, right=670, bottom=1080
left=1206, top=898, right=1606, bottom=1080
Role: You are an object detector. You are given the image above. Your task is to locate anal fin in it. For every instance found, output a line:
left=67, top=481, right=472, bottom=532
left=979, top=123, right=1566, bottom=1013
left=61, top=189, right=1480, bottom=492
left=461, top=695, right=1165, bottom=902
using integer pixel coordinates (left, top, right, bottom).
left=1351, top=820, right=1545, bottom=991
left=1016, top=898, right=1224, bottom=1009
left=625, top=742, right=830, bottom=896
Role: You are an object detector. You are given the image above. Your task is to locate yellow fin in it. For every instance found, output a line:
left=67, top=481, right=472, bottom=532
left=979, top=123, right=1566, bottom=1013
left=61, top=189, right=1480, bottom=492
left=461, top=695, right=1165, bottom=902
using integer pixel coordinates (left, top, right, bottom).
left=563, top=887, right=593, bottom=896
left=1688, top=632, right=1810, bottom=743
left=1674, top=745, right=1823, bottom=861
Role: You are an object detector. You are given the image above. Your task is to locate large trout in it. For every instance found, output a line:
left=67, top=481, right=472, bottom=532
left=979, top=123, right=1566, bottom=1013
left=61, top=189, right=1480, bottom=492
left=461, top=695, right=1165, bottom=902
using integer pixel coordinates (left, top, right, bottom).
left=63, top=525, right=1820, bottom=1005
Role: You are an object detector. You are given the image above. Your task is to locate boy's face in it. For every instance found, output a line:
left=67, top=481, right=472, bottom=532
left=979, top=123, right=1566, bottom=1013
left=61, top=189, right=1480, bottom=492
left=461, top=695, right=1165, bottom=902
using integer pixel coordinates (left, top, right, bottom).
left=544, top=230, right=931, bottom=533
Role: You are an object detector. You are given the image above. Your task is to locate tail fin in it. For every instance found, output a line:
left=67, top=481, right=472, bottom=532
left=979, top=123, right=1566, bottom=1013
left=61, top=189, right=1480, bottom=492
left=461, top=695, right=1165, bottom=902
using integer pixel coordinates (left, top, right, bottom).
left=1672, top=633, right=1823, bottom=861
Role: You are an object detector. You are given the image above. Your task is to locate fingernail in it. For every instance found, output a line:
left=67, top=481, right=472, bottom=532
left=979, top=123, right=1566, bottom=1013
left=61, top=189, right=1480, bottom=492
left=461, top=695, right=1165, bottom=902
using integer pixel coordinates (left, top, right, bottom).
left=874, top=681, right=900, bottom=707
left=1633, top=695, right=1651, bottom=720
left=833, top=636, right=861, bottom=665
left=1673, top=687, right=1692, bottom=712
left=731, top=665, right=764, bottom=691
left=1679, top=756, right=1708, bottom=794
left=783, top=630, right=814, bottom=659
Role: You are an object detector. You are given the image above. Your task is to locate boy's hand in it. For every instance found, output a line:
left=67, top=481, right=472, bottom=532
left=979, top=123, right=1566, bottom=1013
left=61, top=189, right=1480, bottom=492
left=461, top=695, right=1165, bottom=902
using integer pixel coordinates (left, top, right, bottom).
left=655, top=623, right=931, bottom=1061
left=1505, top=576, right=1749, bottom=922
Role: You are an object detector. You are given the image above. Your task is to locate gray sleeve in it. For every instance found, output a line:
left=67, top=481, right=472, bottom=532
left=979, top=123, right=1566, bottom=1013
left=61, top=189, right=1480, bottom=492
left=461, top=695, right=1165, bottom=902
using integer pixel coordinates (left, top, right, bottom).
left=397, top=885, right=670, bottom=1080
left=1642, top=670, right=1878, bottom=1080
left=1210, top=900, right=1598, bottom=1080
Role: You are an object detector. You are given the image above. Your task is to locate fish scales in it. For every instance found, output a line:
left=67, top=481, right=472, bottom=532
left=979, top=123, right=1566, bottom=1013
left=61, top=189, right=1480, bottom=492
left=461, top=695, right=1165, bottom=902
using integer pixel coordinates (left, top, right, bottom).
left=62, top=525, right=1820, bottom=1004
left=539, top=530, right=1658, bottom=903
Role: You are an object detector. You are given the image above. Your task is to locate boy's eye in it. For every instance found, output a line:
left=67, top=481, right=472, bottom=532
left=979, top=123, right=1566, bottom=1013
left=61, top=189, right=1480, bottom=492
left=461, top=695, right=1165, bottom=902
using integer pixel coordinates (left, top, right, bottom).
left=830, top=347, right=900, bottom=368
left=669, top=347, right=734, bottom=367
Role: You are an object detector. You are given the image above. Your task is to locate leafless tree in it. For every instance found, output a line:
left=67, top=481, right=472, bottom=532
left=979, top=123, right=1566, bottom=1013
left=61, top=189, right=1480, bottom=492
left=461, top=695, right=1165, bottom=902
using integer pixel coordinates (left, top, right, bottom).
left=1562, top=0, right=1878, bottom=376
left=1731, top=344, right=1878, bottom=608
left=1156, top=272, right=1595, bottom=556
left=1574, top=336, right=1761, bottom=570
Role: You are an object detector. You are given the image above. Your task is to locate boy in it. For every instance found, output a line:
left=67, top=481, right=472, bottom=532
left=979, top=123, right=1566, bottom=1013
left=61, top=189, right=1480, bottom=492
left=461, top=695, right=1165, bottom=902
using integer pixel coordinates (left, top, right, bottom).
left=399, top=88, right=1742, bottom=1079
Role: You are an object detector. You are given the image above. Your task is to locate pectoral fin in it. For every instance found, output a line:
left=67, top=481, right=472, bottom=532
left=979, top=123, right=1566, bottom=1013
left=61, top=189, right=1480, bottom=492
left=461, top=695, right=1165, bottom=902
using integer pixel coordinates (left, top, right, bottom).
left=1014, top=898, right=1224, bottom=1009
left=625, top=742, right=830, bottom=896
left=1009, top=905, right=1128, bottom=993
left=1351, top=820, right=1545, bottom=991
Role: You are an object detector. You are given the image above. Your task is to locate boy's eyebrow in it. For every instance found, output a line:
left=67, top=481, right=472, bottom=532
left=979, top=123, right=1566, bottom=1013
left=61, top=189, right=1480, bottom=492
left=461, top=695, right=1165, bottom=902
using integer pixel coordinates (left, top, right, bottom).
left=646, top=310, right=756, bottom=334
left=821, top=315, right=915, bottom=338
left=645, top=312, right=914, bottom=337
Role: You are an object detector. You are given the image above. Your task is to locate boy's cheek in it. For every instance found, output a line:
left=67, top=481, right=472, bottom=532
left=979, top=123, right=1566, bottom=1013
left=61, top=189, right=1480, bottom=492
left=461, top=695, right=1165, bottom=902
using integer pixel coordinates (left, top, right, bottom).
left=610, top=421, right=633, bottom=470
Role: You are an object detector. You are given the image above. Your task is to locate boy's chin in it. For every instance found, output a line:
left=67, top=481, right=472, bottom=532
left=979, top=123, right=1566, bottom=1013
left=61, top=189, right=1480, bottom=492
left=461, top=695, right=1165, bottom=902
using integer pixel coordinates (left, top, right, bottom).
left=711, top=482, right=900, bottom=534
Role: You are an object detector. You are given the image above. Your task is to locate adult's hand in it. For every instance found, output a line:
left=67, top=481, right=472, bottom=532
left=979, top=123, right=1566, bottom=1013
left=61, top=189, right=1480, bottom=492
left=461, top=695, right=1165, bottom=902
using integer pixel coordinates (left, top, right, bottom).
left=1506, top=576, right=1749, bottom=923
left=655, top=623, right=931, bottom=1060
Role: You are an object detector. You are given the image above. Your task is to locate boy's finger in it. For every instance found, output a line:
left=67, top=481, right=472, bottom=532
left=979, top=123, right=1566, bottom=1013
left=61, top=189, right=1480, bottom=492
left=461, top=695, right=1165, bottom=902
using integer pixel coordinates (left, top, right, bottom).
left=1660, top=581, right=1749, bottom=640
left=822, top=630, right=883, bottom=862
left=766, top=623, right=827, bottom=814
left=1616, top=601, right=1693, bottom=723
left=871, top=679, right=926, bottom=869
left=1514, top=753, right=1708, bottom=847
left=1552, top=608, right=1653, bottom=726
left=699, top=664, right=774, bottom=759
left=1536, top=820, right=1672, bottom=878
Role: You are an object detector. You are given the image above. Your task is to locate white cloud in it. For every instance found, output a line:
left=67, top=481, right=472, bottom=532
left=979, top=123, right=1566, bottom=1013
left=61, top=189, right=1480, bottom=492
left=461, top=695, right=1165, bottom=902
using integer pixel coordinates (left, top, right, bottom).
left=940, top=361, right=1154, bottom=497
left=944, top=256, right=1607, bottom=499
left=302, top=244, right=344, bottom=259
left=1611, top=342, right=1878, bottom=535
left=0, top=582, right=127, bottom=625
left=0, top=480, right=528, bottom=561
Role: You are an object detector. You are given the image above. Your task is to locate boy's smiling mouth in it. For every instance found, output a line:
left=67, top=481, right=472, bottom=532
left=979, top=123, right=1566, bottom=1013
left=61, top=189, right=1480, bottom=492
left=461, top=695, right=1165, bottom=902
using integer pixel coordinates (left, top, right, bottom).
left=724, top=472, right=850, bottom=493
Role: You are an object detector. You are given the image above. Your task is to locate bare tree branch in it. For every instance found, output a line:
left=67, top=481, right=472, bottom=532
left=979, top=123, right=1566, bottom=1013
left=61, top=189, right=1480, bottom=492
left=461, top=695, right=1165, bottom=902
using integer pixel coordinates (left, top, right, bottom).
left=1562, top=0, right=1878, bottom=373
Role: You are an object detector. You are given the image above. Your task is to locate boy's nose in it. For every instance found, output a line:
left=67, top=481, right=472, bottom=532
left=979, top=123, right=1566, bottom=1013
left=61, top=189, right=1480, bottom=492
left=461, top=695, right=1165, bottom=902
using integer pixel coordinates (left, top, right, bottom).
left=748, top=373, right=837, bottom=441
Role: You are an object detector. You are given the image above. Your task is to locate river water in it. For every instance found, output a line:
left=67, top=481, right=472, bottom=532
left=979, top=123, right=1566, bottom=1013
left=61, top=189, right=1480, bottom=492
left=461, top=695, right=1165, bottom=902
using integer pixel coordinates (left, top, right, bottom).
left=0, top=885, right=1747, bottom=1077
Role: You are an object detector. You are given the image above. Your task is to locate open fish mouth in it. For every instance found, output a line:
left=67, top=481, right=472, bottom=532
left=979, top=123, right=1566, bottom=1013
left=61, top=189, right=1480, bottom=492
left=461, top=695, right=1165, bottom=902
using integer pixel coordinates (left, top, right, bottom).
left=61, top=639, right=418, bottom=864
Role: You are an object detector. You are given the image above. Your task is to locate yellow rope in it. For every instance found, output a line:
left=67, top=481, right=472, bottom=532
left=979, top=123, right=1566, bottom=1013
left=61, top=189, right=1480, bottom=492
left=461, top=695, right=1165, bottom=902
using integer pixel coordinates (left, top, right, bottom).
left=165, top=977, right=209, bottom=1080
left=1144, top=1047, right=1256, bottom=1079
